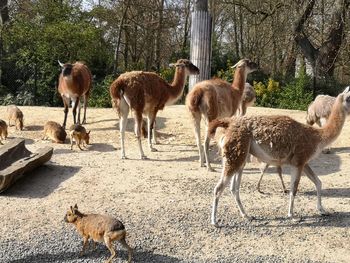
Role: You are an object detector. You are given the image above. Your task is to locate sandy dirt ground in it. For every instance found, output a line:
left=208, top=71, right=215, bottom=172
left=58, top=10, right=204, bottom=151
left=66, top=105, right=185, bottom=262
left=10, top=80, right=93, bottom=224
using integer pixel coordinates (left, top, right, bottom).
left=0, top=104, right=349, bottom=263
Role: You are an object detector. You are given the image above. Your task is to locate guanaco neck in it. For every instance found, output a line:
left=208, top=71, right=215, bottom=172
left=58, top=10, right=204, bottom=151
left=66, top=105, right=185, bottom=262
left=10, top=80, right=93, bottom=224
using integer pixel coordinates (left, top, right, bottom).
left=231, top=67, right=247, bottom=95
left=166, top=67, right=187, bottom=104
left=319, top=95, right=346, bottom=147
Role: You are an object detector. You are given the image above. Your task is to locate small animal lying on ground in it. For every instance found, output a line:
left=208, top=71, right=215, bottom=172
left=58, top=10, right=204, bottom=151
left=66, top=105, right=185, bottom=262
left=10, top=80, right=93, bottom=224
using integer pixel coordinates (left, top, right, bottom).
left=69, top=124, right=90, bottom=150
left=7, top=105, right=24, bottom=130
left=0, top=119, right=8, bottom=144
left=64, top=204, right=133, bottom=263
left=42, top=121, right=67, bottom=143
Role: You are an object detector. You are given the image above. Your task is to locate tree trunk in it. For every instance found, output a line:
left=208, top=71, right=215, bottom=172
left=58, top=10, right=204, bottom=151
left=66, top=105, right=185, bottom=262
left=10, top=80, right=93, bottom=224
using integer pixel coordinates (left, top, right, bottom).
left=189, top=0, right=212, bottom=90
left=113, top=0, right=130, bottom=75
left=181, top=0, right=191, bottom=54
left=155, top=0, right=164, bottom=71
left=0, top=0, right=9, bottom=25
left=233, top=4, right=239, bottom=58
left=294, top=0, right=349, bottom=78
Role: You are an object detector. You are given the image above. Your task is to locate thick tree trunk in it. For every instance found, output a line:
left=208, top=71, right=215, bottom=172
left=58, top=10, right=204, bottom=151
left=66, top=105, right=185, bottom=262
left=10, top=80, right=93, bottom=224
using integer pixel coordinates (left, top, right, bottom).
left=189, top=0, right=212, bottom=90
left=294, top=0, right=349, bottom=78
left=0, top=0, right=9, bottom=25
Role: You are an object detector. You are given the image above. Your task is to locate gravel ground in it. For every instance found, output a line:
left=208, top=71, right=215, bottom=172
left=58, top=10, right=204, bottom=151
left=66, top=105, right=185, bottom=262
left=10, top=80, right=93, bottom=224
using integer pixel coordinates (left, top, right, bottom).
left=0, top=105, right=349, bottom=263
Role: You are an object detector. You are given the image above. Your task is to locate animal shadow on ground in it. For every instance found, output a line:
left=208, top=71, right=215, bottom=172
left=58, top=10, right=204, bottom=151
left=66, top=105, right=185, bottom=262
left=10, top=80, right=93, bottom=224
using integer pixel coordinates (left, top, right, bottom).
left=53, top=148, right=74, bottom=155
left=87, top=118, right=116, bottom=125
left=329, top=146, right=350, bottom=153
left=262, top=211, right=350, bottom=228
left=92, top=116, right=167, bottom=133
left=304, top=187, right=350, bottom=198
left=4, top=164, right=81, bottom=198
left=25, top=125, right=43, bottom=131
left=8, top=249, right=182, bottom=263
left=89, top=143, right=116, bottom=152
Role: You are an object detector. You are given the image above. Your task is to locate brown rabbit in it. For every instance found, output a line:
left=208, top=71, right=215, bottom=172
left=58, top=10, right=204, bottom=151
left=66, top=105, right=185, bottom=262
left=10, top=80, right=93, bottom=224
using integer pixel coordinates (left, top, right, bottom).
left=7, top=105, right=24, bottom=130
left=64, top=204, right=132, bottom=263
left=69, top=124, right=90, bottom=150
left=0, top=119, right=8, bottom=144
left=42, top=121, right=67, bottom=143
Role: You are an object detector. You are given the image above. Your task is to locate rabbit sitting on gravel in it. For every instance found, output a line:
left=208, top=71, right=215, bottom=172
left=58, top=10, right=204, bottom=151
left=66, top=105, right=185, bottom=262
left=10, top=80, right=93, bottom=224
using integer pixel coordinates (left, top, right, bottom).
left=64, top=204, right=132, bottom=263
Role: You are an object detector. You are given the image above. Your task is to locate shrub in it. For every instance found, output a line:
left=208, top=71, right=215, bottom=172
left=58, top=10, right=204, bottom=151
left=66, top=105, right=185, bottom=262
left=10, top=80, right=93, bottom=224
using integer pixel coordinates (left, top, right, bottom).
left=277, top=68, right=313, bottom=110
left=254, top=78, right=281, bottom=108
left=89, top=75, right=114, bottom=108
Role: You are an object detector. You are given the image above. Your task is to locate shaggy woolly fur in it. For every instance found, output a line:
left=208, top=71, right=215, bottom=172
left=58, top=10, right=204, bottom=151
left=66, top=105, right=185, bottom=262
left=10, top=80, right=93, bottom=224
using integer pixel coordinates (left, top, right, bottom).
left=208, top=87, right=350, bottom=226
left=109, top=59, right=199, bottom=159
left=186, top=59, right=258, bottom=171
left=58, top=61, right=92, bottom=128
left=259, top=94, right=339, bottom=192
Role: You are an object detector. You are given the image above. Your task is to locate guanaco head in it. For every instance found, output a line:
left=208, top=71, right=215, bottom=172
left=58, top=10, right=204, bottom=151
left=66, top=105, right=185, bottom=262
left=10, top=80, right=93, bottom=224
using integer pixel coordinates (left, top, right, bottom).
left=169, top=59, right=200, bottom=75
left=58, top=60, right=73, bottom=77
left=232, top=59, right=258, bottom=74
left=64, top=204, right=83, bottom=223
left=341, top=86, right=350, bottom=114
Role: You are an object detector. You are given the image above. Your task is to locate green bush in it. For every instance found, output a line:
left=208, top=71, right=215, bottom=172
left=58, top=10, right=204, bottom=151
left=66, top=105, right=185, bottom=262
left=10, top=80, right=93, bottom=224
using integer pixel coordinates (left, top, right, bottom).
left=0, top=90, right=35, bottom=106
left=253, top=67, right=313, bottom=110
left=254, top=78, right=281, bottom=108
left=89, top=75, right=114, bottom=108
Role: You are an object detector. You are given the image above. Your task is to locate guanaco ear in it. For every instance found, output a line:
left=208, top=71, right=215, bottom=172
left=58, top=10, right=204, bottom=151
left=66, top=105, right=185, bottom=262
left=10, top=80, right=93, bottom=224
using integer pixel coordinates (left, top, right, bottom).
left=342, top=86, right=350, bottom=94
left=74, top=204, right=78, bottom=210
left=58, top=60, right=64, bottom=68
left=231, top=59, right=246, bottom=69
left=87, top=131, right=91, bottom=135
left=70, top=206, right=74, bottom=212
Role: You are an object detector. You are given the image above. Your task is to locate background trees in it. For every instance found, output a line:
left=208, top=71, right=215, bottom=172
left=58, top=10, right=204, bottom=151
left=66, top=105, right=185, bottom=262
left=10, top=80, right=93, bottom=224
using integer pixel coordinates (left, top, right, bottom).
left=0, top=0, right=349, bottom=109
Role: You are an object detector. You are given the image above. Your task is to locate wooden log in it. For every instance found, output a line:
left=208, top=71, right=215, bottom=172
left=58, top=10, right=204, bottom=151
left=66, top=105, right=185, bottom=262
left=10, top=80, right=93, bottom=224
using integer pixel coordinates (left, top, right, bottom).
left=0, top=139, right=53, bottom=193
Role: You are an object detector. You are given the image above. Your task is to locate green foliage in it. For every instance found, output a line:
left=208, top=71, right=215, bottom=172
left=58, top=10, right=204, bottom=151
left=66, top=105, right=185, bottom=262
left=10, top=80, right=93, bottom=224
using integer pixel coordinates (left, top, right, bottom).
left=254, top=67, right=313, bottom=110
left=0, top=90, right=35, bottom=106
left=254, top=78, right=281, bottom=108
left=216, top=60, right=234, bottom=82
left=277, top=68, right=313, bottom=110
left=89, top=75, right=114, bottom=108
left=214, top=62, right=314, bottom=110
left=1, top=0, right=112, bottom=106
